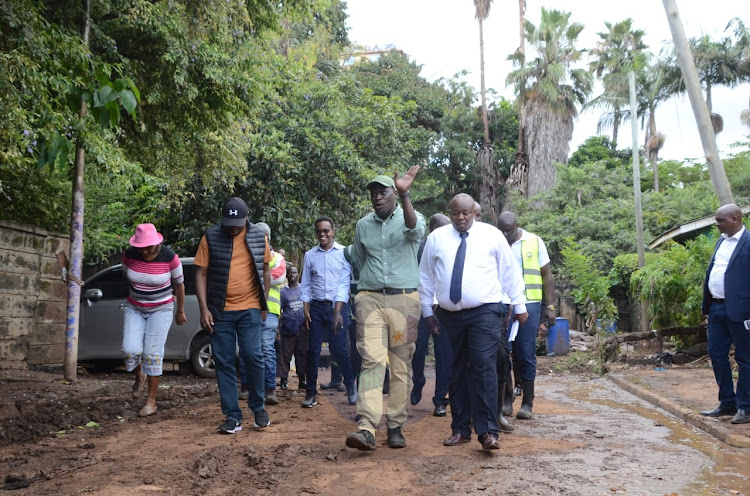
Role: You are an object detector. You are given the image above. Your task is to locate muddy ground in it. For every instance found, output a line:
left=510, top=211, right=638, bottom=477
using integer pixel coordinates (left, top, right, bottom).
left=1, top=354, right=749, bottom=496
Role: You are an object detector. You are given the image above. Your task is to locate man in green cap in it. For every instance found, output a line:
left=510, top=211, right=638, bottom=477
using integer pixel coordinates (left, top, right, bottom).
left=345, top=166, right=426, bottom=451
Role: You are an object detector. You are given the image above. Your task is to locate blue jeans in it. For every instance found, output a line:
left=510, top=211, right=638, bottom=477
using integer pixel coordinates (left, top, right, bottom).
left=412, top=316, right=453, bottom=406
left=514, top=302, right=541, bottom=382
left=306, top=301, right=354, bottom=395
left=261, top=313, right=279, bottom=391
left=121, top=303, right=173, bottom=376
left=438, top=303, right=506, bottom=438
left=707, top=301, right=750, bottom=410
left=210, top=309, right=264, bottom=422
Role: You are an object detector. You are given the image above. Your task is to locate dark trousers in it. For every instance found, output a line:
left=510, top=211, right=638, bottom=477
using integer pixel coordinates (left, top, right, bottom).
left=707, top=301, right=750, bottom=410
left=413, top=316, right=453, bottom=406
left=329, top=315, right=362, bottom=385
left=438, top=303, right=506, bottom=438
left=306, top=301, right=354, bottom=395
left=279, top=327, right=309, bottom=382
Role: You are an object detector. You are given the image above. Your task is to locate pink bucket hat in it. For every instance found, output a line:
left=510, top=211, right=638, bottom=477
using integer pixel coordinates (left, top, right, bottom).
left=129, top=223, right=164, bottom=248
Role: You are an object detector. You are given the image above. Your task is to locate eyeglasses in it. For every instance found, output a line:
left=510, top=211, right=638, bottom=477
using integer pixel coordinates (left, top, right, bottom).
left=315, top=229, right=332, bottom=235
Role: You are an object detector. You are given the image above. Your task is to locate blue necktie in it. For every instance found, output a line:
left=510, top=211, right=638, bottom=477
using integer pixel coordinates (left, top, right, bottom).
left=450, top=231, right=469, bottom=303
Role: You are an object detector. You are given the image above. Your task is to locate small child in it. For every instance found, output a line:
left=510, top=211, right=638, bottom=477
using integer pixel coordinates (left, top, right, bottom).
left=278, top=265, right=307, bottom=390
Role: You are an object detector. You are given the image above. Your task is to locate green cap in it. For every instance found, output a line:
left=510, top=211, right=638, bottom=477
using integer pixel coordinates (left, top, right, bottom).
left=366, top=174, right=395, bottom=190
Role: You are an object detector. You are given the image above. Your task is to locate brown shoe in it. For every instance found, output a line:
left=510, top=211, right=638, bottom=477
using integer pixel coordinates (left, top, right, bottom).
left=479, top=433, right=499, bottom=450
left=443, top=433, right=471, bottom=446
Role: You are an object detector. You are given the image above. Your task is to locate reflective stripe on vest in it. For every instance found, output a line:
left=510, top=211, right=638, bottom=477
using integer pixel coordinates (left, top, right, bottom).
left=267, top=252, right=282, bottom=315
left=521, top=235, right=543, bottom=301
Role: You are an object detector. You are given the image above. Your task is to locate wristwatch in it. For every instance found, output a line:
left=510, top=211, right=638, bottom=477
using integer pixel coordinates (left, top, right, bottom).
left=547, top=304, right=556, bottom=311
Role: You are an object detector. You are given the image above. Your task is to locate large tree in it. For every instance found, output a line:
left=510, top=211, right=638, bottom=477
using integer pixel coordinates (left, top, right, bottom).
left=506, top=8, right=592, bottom=200
left=587, top=19, right=648, bottom=149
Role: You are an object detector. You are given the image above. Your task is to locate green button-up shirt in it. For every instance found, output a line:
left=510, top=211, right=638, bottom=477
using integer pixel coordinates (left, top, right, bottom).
left=352, top=205, right=426, bottom=291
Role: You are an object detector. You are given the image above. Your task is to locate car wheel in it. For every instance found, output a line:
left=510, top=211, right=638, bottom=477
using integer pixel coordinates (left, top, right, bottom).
left=191, top=334, right=217, bottom=379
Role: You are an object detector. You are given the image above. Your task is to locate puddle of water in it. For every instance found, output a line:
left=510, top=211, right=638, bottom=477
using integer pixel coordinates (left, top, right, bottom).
left=570, top=384, right=750, bottom=496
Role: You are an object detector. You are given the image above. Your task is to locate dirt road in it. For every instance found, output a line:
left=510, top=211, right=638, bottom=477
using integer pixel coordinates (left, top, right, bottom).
left=2, top=360, right=749, bottom=495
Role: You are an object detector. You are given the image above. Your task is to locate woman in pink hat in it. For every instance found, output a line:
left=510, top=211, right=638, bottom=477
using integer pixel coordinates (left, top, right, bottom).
left=122, top=223, right=186, bottom=417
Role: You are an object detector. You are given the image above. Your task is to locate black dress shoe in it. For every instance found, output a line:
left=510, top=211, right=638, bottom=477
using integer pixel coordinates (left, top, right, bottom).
left=700, top=405, right=737, bottom=417
left=731, top=409, right=750, bottom=424
left=479, top=432, right=500, bottom=450
left=433, top=404, right=447, bottom=417
left=443, top=433, right=471, bottom=446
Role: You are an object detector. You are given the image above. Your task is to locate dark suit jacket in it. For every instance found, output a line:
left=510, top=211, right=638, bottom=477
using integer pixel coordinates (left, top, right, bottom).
left=702, top=228, right=750, bottom=322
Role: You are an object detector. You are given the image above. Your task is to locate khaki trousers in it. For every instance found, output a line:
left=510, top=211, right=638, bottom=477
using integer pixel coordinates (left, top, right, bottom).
left=354, top=291, right=420, bottom=434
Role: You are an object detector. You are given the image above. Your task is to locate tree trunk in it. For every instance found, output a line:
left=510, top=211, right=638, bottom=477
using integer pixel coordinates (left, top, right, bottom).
left=516, top=0, right=526, bottom=154
left=478, top=145, right=497, bottom=223
left=662, top=0, right=734, bottom=205
left=64, top=0, right=91, bottom=381
left=478, top=18, right=490, bottom=145
left=523, top=100, right=572, bottom=198
left=477, top=17, right=495, bottom=221
left=612, top=107, right=620, bottom=149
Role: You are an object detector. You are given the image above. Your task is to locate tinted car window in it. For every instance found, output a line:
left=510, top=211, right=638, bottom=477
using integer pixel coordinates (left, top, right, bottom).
left=182, top=263, right=196, bottom=296
left=85, top=268, right=129, bottom=300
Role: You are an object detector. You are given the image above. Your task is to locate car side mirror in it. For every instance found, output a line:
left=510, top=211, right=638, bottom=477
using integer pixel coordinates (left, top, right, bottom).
left=84, top=288, right=103, bottom=302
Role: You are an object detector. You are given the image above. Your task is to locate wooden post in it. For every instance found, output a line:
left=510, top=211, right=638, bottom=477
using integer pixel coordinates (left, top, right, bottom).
left=64, top=0, right=91, bottom=380
left=662, top=0, right=734, bottom=206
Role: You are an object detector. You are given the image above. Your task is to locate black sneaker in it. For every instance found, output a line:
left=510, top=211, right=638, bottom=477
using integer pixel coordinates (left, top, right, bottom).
left=218, top=419, right=242, bottom=434
left=387, top=427, right=406, bottom=448
left=253, top=409, right=271, bottom=428
left=346, top=430, right=376, bottom=451
left=280, top=379, right=288, bottom=390
left=301, top=394, right=317, bottom=408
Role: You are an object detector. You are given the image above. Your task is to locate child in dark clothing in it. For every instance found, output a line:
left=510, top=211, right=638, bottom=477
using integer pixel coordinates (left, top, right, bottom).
left=278, top=265, right=308, bottom=390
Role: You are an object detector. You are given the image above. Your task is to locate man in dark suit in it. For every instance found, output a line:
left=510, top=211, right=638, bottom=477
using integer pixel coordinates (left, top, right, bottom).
left=700, top=203, right=750, bottom=425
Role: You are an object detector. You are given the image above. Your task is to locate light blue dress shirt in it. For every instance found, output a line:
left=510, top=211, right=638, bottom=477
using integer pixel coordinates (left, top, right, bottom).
left=299, top=241, right=351, bottom=303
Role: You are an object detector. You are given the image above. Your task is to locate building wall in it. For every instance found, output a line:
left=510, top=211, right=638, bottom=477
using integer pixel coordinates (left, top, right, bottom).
left=0, top=221, right=69, bottom=370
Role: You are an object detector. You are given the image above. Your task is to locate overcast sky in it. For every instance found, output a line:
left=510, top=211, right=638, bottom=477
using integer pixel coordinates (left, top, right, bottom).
left=345, top=0, right=750, bottom=162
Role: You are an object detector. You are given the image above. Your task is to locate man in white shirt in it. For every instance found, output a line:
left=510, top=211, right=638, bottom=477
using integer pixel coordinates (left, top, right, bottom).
left=700, top=203, right=750, bottom=424
left=419, top=193, right=528, bottom=450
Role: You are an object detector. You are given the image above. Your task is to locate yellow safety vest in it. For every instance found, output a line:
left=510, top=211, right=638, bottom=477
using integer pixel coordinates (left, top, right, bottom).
left=267, top=251, right=283, bottom=315
left=520, top=234, right=543, bottom=302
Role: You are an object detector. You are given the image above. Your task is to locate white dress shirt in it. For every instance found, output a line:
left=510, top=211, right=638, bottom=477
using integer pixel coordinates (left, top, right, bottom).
left=708, top=226, right=746, bottom=299
left=419, top=221, right=527, bottom=318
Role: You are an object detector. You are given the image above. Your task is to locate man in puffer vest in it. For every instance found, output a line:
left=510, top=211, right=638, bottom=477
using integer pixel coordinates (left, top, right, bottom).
left=195, top=197, right=274, bottom=434
left=497, top=211, right=556, bottom=420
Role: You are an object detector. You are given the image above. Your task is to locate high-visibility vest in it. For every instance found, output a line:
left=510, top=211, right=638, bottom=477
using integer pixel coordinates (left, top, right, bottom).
left=520, top=234, right=543, bottom=302
left=267, top=251, right=283, bottom=315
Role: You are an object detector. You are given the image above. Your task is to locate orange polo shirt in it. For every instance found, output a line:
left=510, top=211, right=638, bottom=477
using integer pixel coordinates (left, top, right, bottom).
left=195, top=227, right=272, bottom=310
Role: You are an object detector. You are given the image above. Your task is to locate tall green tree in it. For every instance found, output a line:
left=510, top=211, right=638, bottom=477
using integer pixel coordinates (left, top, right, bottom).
left=506, top=8, right=592, bottom=200
left=587, top=19, right=648, bottom=149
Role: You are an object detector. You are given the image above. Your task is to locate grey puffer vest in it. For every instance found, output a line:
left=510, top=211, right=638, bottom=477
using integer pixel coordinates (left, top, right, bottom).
left=204, top=221, right=268, bottom=319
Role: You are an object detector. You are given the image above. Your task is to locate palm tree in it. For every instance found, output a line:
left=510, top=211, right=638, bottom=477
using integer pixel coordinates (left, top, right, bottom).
left=506, top=8, right=592, bottom=199
left=474, top=0, right=497, bottom=222
left=504, top=0, right=527, bottom=211
left=587, top=19, right=647, bottom=149
left=727, top=18, right=750, bottom=128
left=689, top=35, right=741, bottom=134
left=637, top=59, right=678, bottom=191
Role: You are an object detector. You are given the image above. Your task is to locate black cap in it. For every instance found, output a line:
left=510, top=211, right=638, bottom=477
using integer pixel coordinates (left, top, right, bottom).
left=222, top=197, right=248, bottom=227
